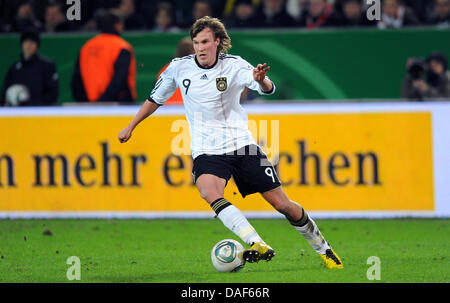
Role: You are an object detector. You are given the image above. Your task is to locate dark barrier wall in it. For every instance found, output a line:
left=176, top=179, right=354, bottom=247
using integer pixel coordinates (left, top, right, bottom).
left=1, top=28, right=449, bottom=103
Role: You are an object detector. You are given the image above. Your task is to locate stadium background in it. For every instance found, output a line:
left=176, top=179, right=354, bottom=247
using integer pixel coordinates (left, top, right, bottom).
left=0, top=4, right=449, bottom=218
left=1, top=28, right=449, bottom=102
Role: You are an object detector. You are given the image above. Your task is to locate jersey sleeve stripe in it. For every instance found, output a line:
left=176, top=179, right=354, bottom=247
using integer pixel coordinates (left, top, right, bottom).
left=151, top=77, right=163, bottom=95
left=262, top=80, right=275, bottom=94
left=147, top=97, right=163, bottom=105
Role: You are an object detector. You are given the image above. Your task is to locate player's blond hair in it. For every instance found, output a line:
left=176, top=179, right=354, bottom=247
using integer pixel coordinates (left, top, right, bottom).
left=190, top=16, right=232, bottom=54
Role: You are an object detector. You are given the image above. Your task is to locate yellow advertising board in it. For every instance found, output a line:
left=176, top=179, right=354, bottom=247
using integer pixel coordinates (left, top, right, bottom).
left=0, top=111, right=433, bottom=212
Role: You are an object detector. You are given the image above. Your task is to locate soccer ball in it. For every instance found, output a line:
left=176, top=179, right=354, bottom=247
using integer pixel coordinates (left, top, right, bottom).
left=5, top=84, right=30, bottom=106
left=211, top=239, right=245, bottom=272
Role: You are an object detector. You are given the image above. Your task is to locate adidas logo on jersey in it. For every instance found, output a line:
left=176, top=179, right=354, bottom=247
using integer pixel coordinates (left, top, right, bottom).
left=200, top=74, right=208, bottom=80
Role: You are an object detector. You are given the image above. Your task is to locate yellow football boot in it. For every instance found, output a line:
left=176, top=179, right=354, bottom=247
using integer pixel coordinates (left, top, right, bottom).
left=243, top=242, right=275, bottom=263
left=319, top=248, right=343, bottom=269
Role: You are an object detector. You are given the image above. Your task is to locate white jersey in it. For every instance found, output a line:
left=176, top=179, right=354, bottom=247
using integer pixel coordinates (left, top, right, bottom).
left=149, top=53, right=276, bottom=159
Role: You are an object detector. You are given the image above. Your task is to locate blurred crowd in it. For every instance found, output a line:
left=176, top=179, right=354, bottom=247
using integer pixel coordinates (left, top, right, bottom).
left=0, top=0, right=449, bottom=34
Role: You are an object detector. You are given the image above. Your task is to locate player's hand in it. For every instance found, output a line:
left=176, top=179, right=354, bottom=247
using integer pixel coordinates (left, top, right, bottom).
left=253, top=63, right=270, bottom=82
left=118, top=126, right=133, bottom=143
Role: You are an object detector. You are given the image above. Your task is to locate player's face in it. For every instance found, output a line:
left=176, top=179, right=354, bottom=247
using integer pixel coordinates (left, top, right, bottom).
left=193, top=27, right=220, bottom=68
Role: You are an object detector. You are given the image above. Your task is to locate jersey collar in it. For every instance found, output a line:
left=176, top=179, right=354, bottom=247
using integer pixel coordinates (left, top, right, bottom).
left=194, top=53, right=219, bottom=70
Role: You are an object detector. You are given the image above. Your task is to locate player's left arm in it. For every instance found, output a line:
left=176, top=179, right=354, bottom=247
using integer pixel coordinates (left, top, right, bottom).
left=253, top=63, right=273, bottom=94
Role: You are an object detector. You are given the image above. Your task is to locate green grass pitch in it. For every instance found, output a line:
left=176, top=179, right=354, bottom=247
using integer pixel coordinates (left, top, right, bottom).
left=0, top=218, right=448, bottom=283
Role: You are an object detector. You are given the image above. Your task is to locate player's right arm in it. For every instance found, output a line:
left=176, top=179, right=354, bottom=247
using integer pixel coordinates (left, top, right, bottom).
left=118, top=100, right=160, bottom=143
left=118, top=60, right=178, bottom=143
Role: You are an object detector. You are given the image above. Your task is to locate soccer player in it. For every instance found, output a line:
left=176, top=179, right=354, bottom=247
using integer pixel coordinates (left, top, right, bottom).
left=118, top=16, right=343, bottom=269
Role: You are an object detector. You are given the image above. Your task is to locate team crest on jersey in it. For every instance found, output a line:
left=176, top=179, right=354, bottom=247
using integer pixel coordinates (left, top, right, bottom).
left=216, top=77, right=227, bottom=92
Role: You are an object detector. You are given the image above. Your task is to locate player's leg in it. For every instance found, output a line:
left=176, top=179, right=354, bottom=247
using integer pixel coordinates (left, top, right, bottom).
left=261, top=186, right=343, bottom=269
left=195, top=173, right=266, bottom=256
left=224, top=146, right=279, bottom=262
left=195, top=173, right=227, bottom=203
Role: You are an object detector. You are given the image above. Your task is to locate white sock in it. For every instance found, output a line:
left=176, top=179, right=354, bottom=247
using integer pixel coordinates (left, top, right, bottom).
left=213, top=198, right=264, bottom=246
left=290, top=210, right=330, bottom=255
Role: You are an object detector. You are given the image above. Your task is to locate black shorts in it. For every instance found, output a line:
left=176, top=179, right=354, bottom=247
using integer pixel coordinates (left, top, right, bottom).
left=192, top=145, right=281, bottom=198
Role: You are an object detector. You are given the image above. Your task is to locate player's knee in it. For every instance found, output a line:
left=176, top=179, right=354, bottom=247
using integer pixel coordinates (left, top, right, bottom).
left=271, top=197, right=291, bottom=215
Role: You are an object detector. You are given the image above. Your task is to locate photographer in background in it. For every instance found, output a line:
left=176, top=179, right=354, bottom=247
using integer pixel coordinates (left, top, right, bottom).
left=402, top=52, right=450, bottom=101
